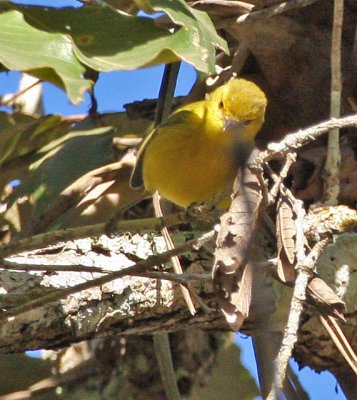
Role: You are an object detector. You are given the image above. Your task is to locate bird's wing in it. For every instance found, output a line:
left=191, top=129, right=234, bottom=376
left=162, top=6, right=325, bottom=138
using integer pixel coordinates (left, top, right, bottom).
left=160, top=109, right=201, bottom=129
left=130, top=109, right=203, bottom=189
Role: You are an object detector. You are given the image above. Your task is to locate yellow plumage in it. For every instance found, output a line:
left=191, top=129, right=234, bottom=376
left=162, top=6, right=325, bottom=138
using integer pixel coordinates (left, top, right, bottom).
left=131, top=78, right=267, bottom=207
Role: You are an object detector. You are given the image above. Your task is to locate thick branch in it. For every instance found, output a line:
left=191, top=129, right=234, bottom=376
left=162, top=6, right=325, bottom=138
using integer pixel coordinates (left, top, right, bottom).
left=0, top=212, right=191, bottom=259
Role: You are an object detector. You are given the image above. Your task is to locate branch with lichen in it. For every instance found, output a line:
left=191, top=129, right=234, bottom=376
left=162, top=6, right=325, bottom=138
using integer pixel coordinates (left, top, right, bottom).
left=0, top=211, right=201, bottom=259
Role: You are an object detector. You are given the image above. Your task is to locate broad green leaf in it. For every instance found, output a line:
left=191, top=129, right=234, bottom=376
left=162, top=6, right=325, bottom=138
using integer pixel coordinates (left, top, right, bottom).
left=140, top=0, right=229, bottom=71
left=20, top=4, right=226, bottom=74
left=0, top=4, right=91, bottom=104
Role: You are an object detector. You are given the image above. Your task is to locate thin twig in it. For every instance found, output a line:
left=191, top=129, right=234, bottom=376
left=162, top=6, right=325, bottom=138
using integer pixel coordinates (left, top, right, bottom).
left=324, top=0, right=344, bottom=205
left=137, top=271, right=214, bottom=314
left=255, top=114, right=357, bottom=162
left=230, top=42, right=250, bottom=74
left=270, top=200, right=333, bottom=398
left=0, top=359, right=96, bottom=400
left=268, top=200, right=306, bottom=399
left=135, top=271, right=211, bottom=283
left=0, top=78, right=42, bottom=107
left=0, top=260, right=112, bottom=274
left=319, top=315, right=357, bottom=375
left=155, top=62, right=181, bottom=124
left=268, top=153, right=297, bottom=203
left=154, top=193, right=197, bottom=315
left=1, top=258, right=212, bottom=284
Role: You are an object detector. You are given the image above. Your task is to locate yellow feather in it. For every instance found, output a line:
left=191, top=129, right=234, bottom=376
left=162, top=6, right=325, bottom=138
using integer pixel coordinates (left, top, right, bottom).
left=131, top=78, right=267, bottom=208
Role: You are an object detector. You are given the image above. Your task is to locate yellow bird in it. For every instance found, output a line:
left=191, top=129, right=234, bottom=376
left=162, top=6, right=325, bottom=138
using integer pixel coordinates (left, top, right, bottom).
left=130, top=78, right=267, bottom=208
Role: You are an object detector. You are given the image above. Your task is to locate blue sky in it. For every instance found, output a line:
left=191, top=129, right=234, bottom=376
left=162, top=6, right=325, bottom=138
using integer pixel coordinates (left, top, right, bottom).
left=3, top=1, right=348, bottom=399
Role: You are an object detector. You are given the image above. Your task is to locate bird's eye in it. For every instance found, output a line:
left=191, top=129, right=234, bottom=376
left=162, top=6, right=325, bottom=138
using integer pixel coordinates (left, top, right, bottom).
left=243, top=119, right=253, bottom=125
left=218, top=101, right=224, bottom=109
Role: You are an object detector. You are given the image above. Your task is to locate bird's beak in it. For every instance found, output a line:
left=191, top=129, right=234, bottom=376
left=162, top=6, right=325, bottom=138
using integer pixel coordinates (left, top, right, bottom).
left=223, top=116, right=246, bottom=132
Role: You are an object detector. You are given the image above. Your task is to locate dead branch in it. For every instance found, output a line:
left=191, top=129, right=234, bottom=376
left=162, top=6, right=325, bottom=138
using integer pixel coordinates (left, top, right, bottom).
left=256, top=114, right=357, bottom=162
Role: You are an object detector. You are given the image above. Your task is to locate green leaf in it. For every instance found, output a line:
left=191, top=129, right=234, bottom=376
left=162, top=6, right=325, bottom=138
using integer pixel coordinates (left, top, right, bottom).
left=20, top=4, right=226, bottom=74
left=142, top=0, right=229, bottom=71
left=0, top=4, right=91, bottom=104
left=0, top=3, right=227, bottom=102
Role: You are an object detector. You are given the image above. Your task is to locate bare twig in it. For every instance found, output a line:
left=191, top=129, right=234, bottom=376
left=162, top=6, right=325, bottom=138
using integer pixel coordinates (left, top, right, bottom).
left=230, top=42, right=250, bottom=74
left=0, top=260, right=113, bottom=274
left=154, top=193, right=197, bottom=315
left=269, top=198, right=333, bottom=398
left=268, top=200, right=306, bottom=399
left=0, top=359, right=96, bottom=400
left=1, top=258, right=212, bottom=284
left=323, top=0, right=344, bottom=205
left=154, top=62, right=181, bottom=125
left=137, top=270, right=214, bottom=314
left=0, top=76, right=42, bottom=109
left=268, top=153, right=297, bottom=202
left=319, top=315, right=357, bottom=375
left=256, top=114, right=357, bottom=162
left=135, top=271, right=211, bottom=284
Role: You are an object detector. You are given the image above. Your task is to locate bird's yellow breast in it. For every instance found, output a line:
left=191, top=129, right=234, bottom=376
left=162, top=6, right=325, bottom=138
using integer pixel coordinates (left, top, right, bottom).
left=142, top=103, right=240, bottom=207
left=131, top=78, right=267, bottom=208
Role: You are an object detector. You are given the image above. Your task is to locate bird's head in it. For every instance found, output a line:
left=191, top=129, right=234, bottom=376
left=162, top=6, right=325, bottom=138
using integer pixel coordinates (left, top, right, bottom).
left=209, top=78, right=267, bottom=141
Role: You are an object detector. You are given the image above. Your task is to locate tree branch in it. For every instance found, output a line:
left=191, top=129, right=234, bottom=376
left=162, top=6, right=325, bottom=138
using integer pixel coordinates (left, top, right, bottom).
left=0, top=231, right=215, bottom=321
left=0, top=211, right=192, bottom=259
left=255, top=114, right=357, bottom=162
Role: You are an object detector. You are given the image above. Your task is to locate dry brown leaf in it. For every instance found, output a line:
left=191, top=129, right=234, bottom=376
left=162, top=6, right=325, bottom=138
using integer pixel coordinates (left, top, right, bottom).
left=213, top=152, right=263, bottom=329
left=276, top=194, right=296, bottom=282
left=214, top=263, right=253, bottom=331
left=308, top=276, right=346, bottom=321
left=18, top=151, right=147, bottom=236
